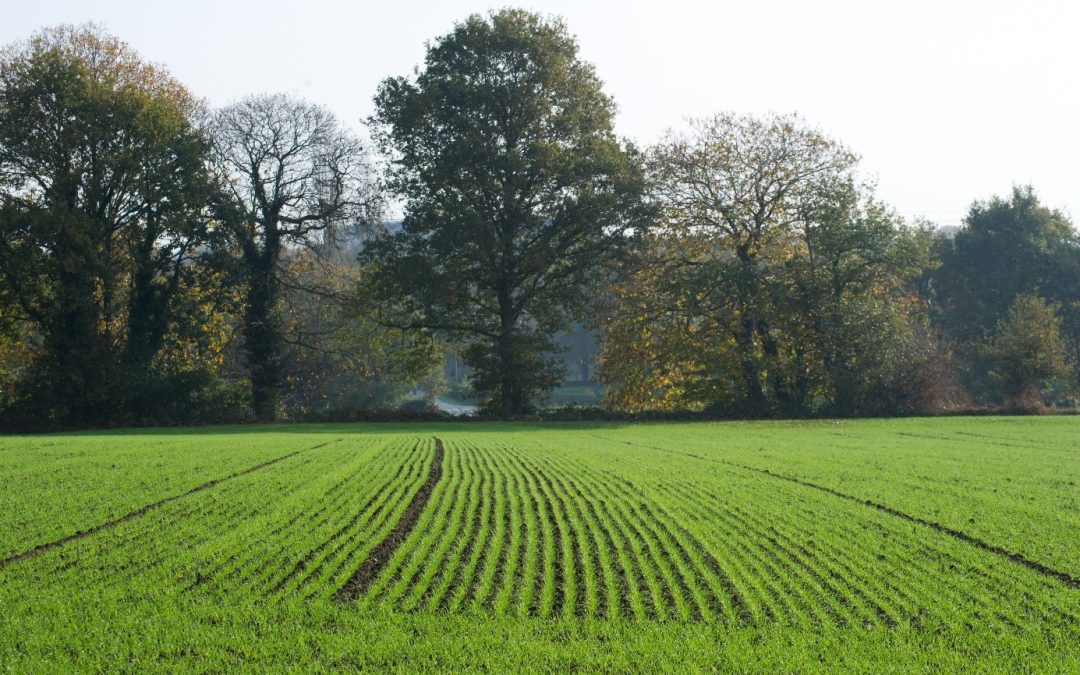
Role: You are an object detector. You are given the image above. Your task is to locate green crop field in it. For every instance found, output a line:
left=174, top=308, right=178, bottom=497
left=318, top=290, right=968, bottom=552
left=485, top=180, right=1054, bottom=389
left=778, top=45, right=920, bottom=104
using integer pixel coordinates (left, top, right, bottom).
left=1, top=417, right=1078, bottom=673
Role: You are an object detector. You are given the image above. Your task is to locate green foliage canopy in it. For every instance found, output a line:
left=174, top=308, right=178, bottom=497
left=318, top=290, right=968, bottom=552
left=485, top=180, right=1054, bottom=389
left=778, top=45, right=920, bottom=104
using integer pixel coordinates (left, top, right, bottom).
left=362, top=9, right=650, bottom=415
left=982, top=294, right=1073, bottom=410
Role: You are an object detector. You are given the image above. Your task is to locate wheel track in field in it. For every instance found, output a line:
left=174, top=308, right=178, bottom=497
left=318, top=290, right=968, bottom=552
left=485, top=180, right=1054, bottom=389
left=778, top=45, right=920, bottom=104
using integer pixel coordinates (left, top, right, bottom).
left=357, top=442, right=460, bottom=607
left=901, top=430, right=1064, bottom=452
left=729, top=462, right=1080, bottom=590
left=299, top=446, right=431, bottom=596
left=268, top=443, right=424, bottom=597
left=334, top=437, right=445, bottom=602
left=597, top=436, right=1017, bottom=626
left=594, top=434, right=1080, bottom=591
left=674, top=476, right=1036, bottom=629
left=209, top=459, right=368, bottom=590
left=355, top=443, right=458, bottom=608
left=417, top=445, right=482, bottom=610
left=0, top=439, right=339, bottom=571
left=678, top=460, right=1067, bottom=622
left=49, top=448, right=354, bottom=592
left=665, top=479, right=909, bottom=627
left=120, top=452, right=338, bottom=590
left=49, top=451, right=335, bottom=591
left=398, top=443, right=470, bottom=611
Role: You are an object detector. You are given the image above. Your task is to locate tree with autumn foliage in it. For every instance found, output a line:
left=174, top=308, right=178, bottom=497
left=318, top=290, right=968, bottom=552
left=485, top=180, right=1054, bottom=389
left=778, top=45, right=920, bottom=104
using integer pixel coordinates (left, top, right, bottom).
left=0, top=24, right=217, bottom=426
left=598, top=114, right=945, bottom=416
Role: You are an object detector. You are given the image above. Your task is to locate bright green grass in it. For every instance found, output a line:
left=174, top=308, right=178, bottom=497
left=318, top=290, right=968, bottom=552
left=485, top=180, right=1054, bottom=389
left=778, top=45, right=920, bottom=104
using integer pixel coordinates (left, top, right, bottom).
left=0, top=418, right=1077, bottom=673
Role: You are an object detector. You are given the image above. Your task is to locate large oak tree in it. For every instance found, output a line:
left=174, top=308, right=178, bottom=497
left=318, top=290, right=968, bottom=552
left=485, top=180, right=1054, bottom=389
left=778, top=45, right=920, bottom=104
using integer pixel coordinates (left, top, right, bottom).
left=362, top=9, right=649, bottom=416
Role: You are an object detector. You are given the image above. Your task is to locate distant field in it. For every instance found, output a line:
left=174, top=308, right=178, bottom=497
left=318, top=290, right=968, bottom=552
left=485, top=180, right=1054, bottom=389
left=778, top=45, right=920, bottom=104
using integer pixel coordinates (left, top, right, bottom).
left=1, top=418, right=1077, bottom=672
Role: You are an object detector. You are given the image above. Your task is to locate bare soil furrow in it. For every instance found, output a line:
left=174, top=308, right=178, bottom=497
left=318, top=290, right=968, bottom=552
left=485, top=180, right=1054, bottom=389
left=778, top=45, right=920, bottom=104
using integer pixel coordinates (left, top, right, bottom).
left=579, top=464, right=748, bottom=624
left=586, top=475, right=683, bottom=621
left=531, top=468, right=567, bottom=617
left=547, top=471, right=609, bottom=618
left=522, top=481, right=548, bottom=617
left=635, top=501, right=731, bottom=623
left=599, top=475, right=721, bottom=622
left=269, top=445, right=423, bottom=596
left=558, top=473, right=647, bottom=620
left=491, top=453, right=530, bottom=614
left=334, top=438, right=445, bottom=602
left=478, top=470, right=515, bottom=610
left=658, top=482, right=774, bottom=624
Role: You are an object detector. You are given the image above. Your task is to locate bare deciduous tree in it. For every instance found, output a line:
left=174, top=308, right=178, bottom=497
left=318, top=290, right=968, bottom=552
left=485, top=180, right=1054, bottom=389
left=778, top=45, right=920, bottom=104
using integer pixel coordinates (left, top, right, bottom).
left=210, top=93, right=379, bottom=419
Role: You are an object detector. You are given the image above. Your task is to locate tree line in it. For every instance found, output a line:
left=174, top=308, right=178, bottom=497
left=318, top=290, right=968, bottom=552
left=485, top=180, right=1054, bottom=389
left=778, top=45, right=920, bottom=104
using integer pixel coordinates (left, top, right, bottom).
left=0, top=12, right=1077, bottom=429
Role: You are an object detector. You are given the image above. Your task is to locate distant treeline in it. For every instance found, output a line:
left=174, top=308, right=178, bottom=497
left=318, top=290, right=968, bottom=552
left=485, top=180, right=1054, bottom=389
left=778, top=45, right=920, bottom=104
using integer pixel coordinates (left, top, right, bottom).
left=1, top=12, right=1077, bottom=430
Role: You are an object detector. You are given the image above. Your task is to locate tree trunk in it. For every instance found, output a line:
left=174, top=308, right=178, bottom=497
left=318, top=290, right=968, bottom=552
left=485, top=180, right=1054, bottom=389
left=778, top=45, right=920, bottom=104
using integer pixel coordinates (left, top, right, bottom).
left=123, top=229, right=177, bottom=374
left=497, top=331, right=516, bottom=417
left=496, top=285, right=520, bottom=417
left=244, top=234, right=284, bottom=421
left=48, top=217, right=112, bottom=424
left=735, top=318, right=767, bottom=415
left=733, top=249, right=769, bottom=415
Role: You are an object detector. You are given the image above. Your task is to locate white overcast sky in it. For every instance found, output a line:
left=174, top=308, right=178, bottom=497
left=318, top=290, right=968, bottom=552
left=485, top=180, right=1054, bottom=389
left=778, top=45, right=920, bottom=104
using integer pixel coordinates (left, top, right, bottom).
left=4, top=0, right=1078, bottom=226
